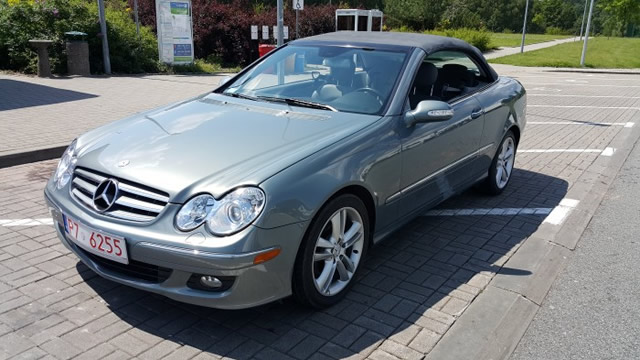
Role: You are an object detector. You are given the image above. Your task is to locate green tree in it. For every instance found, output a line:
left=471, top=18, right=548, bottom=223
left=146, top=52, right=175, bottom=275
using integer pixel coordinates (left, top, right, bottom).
left=598, top=0, right=640, bottom=36
left=384, top=0, right=445, bottom=30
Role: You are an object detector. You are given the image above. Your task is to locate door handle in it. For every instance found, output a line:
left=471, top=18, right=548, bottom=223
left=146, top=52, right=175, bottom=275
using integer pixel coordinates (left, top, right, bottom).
left=471, top=108, right=484, bottom=119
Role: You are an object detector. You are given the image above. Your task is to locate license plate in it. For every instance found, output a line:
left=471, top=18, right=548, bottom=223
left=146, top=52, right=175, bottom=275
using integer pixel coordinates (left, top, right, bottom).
left=63, top=214, right=129, bottom=264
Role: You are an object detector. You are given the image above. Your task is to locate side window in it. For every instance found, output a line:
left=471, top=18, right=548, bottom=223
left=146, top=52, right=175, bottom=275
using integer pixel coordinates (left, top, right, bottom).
left=416, top=50, right=488, bottom=103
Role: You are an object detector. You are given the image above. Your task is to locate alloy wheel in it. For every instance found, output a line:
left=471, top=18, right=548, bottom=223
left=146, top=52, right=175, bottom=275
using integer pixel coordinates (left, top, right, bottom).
left=496, top=136, right=515, bottom=189
left=312, top=207, right=364, bottom=296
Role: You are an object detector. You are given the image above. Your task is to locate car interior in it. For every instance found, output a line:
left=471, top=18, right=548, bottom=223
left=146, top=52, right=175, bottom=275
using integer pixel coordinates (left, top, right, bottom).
left=409, top=51, right=491, bottom=109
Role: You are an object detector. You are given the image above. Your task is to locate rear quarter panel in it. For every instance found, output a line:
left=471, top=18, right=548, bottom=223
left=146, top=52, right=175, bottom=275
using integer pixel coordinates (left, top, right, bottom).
left=474, top=76, right=526, bottom=174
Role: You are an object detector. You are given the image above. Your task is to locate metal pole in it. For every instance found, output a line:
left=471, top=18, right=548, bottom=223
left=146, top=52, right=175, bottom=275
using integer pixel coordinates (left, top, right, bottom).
left=97, top=0, right=111, bottom=74
left=579, top=0, right=588, bottom=40
left=580, top=0, right=595, bottom=66
left=296, top=10, right=299, bottom=39
left=277, top=0, right=284, bottom=47
left=520, top=0, right=530, bottom=53
left=134, top=0, right=140, bottom=37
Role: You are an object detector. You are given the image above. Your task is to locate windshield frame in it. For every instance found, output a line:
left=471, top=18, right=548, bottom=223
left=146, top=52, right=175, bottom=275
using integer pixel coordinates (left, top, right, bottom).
left=214, top=41, right=413, bottom=116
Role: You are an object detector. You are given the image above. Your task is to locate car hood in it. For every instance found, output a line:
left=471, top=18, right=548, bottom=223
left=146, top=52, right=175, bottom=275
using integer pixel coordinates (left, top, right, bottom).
left=75, top=93, right=381, bottom=203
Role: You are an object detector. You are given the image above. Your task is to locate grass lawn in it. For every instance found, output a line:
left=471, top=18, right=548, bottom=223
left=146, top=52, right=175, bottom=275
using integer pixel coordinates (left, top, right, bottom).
left=489, top=37, right=640, bottom=68
left=489, top=33, right=572, bottom=48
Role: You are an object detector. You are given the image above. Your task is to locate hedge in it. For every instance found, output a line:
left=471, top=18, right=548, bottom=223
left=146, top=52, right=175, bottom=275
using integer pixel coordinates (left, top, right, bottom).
left=0, top=0, right=159, bottom=74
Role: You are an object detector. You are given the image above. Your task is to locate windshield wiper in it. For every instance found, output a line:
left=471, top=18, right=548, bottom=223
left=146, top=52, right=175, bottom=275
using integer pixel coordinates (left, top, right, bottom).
left=224, top=92, right=260, bottom=101
left=257, top=96, right=337, bottom=112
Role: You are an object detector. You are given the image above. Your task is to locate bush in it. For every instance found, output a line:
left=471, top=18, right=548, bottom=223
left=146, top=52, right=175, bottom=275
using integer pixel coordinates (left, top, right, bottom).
left=129, top=0, right=337, bottom=67
left=395, top=26, right=492, bottom=52
left=545, top=26, right=572, bottom=35
left=0, top=0, right=159, bottom=74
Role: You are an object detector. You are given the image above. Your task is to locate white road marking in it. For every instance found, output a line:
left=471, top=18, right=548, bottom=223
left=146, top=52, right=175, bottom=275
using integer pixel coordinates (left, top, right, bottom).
left=519, top=148, right=616, bottom=156
left=523, top=83, right=640, bottom=88
left=519, top=149, right=603, bottom=153
left=1, top=218, right=54, bottom=227
left=528, top=105, right=640, bottom=110
left=528, top=94, right=640, bottom=99
left=601, top=147, right=616, bottom=156
left=528, top=121, right=634, bottom=127
left=424, top=198, right=581, bottom=226
left=543, top=199, right=580, bottom=225
left=425, top=207, right=553, bottom=216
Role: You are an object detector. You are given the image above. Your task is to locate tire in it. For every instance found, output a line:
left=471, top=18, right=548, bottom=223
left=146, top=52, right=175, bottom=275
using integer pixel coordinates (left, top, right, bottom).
left=293, top=194, right=370, bottom=309
left=482, top=130, right=517, bottom=195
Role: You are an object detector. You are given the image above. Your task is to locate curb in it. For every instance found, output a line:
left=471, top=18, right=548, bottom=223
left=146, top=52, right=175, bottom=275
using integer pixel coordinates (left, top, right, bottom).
left=427, top=117, right=640, bottom=359
left=0, top=146, right=66, bottom=169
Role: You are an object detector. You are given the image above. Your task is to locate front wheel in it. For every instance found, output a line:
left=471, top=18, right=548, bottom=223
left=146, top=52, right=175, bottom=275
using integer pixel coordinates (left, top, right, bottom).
left=293, top=194, right=369, bottom=308
left=482, top=131, right=517, bottom=195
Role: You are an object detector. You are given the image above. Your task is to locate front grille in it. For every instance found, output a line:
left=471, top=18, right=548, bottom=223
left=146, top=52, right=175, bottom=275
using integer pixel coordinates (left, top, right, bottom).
left=70, top=167, right=170, bottom=222
left=80, top=248, right=172, bottom=283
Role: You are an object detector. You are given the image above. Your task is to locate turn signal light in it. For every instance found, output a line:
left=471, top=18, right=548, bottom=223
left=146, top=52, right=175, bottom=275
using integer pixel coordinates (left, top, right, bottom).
left=253, top=248, right=281, bottom=265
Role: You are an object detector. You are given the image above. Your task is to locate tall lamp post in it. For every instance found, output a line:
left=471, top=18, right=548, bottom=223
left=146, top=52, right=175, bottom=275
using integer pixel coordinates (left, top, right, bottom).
left=97, top=0, right=111, bottom=74
left=520, top=0, right=530, bottom=53
left=580, top=0, right=596, bottom=66
left=579, top=0, right=589, bottom=40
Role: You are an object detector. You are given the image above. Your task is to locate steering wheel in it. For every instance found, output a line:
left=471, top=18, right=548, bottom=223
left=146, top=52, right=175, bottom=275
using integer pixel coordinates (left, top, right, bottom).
left=354, top=87, right=384, bottom=105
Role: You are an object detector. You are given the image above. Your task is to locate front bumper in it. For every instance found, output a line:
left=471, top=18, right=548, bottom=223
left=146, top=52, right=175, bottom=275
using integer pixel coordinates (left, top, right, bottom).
left=45, top=187, right=307, bottom=309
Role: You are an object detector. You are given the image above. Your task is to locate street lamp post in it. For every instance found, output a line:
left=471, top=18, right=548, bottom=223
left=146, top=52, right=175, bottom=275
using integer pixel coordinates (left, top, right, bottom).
left=579, top=0, right=588, bottom=40
left=580, top=0, right=596, bottom=66
left=520, top=0, right=530, bottom=53
left=97, top=0, right=111, bottom=74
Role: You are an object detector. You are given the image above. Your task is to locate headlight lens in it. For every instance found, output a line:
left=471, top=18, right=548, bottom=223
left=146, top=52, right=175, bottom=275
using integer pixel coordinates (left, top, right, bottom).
left=55, top=140, right=77, bottom=189
left=175, top=194, right=216, bottom=231
left=175, top=187, right=266, bottom=236
left=207, top=187, right=266, bottom=236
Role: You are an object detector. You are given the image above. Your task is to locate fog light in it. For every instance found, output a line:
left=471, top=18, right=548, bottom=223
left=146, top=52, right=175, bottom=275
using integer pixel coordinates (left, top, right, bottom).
left=200, top=276, right=222, bottom=288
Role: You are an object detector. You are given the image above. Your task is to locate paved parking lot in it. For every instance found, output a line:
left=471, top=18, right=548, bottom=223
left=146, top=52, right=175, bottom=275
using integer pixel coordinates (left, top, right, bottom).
left=0, top=67, right=639, bottom=359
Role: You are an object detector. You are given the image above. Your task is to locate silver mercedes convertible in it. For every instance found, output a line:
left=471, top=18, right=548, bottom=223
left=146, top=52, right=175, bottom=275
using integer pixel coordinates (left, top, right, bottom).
left=45, top=32, right=526, bottom=309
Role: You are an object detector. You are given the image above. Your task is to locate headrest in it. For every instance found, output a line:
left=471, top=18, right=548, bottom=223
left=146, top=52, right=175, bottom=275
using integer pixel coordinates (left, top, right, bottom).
left=414, top=62, right=438, bottom=90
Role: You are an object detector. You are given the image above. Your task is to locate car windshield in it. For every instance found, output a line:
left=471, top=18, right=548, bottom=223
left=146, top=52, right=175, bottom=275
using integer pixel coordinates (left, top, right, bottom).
left=221, top=45, right=409, bottom=115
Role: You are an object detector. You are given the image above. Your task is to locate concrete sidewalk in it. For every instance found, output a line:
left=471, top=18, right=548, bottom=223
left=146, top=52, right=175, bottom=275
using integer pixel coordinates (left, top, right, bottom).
left=484, top=37, right=582, bottom=60
left=0, top=74, right=225, bottom=167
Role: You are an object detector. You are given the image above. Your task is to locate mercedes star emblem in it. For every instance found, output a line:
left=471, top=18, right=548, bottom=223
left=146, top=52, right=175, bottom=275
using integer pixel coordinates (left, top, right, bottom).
left=93, top=179, right=119, bottom=212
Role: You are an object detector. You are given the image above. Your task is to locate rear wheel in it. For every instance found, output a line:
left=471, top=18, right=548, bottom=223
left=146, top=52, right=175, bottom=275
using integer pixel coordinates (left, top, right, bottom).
left=482, top=131, right=517, bottom=195
left=293, top=194, right=369, bottom=308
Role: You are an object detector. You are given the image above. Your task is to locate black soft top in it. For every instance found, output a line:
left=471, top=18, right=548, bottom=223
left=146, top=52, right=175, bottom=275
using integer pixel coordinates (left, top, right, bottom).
left=293, top=31, right=498, bottom=80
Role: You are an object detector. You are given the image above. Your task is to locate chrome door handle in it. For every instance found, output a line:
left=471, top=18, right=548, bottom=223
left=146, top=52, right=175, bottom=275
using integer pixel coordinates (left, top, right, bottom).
left=471, top=109, right=484, bottom=119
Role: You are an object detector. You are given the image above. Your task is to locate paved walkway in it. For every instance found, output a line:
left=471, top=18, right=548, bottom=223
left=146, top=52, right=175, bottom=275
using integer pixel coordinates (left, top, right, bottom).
left=0, top=68, right=639, bottom=359
left=484, top=37, right=582, bottom=59
left=0, top=74, right=225, bottom=159
left=511, top=125, right=640, bottom=360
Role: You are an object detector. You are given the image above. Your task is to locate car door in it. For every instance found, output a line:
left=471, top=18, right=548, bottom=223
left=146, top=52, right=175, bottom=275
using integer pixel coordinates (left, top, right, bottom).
left=397, top=51, right=486, bottom=214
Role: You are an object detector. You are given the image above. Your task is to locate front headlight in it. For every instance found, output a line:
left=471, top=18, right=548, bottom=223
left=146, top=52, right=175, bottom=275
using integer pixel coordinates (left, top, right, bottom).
left=54, top=140, right=77, bottom=189
left=175, top=187, right=266, bottom=236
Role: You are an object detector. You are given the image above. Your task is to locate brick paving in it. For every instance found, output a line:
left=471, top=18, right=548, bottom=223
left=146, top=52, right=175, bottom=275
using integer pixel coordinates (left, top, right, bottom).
left=0, top=68, right=639, bottom=359
left=0, top=74, right=225, bottom=157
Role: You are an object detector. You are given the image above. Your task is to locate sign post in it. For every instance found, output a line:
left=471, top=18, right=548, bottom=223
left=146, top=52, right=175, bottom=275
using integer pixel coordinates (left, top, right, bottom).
left=97, top=0, right=111, bottom=74
left=294, top=0, right=303, bottom=39
left=155, top=0, right=194, bottom=64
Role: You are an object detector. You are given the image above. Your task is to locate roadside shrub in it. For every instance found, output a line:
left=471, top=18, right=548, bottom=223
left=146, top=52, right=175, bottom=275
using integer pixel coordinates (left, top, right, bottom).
left=545, top=26, right=572, bottom=35
left=128, top=0, right=337, bottom=67
left=0, top=0, right=158, bottom=74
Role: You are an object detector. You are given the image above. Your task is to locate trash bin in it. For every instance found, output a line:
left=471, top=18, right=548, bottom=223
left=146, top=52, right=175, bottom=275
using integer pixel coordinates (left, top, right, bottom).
left=65, top=31, right=90, bottom=76
left=258, top=44, right=276, bottom=58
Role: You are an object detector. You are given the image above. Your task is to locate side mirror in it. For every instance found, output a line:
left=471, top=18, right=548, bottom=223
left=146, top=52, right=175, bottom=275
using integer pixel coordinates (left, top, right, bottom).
left=404, top=100, right=454, bottom=127
left=218, top=75, right=232, bottom=86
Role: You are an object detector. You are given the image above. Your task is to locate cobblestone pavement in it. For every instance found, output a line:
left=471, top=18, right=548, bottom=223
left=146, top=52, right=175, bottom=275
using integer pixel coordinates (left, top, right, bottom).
left=0, top=68, right=639, bottom=359
left=0, top=74, right=225, bottom=157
